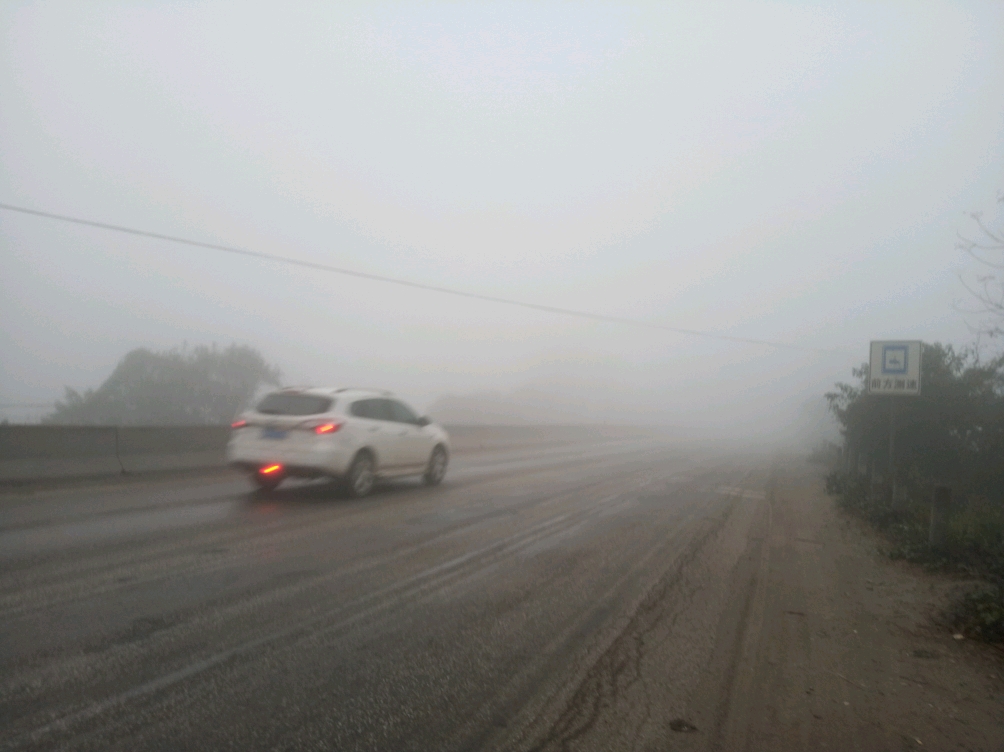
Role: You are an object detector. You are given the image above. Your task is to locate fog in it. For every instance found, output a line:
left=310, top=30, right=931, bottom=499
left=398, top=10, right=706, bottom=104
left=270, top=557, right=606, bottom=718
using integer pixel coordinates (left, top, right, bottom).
left=2, top=2, right=1002, bottom=442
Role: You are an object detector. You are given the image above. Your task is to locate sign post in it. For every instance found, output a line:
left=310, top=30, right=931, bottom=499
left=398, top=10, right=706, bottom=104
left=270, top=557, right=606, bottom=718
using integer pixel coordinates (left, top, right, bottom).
left=868, top=341, right=922, bottom=507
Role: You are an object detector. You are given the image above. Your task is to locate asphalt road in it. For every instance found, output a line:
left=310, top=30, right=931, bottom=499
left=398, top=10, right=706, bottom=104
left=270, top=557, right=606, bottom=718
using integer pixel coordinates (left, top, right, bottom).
left=0, top=436, right=771, bottom=751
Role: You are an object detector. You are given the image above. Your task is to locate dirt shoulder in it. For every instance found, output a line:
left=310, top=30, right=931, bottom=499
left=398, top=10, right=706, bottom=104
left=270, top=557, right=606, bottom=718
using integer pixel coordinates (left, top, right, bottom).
left=700, top=459, right=1004, bottom=752
left=501, top=458, right=1003, bottom=752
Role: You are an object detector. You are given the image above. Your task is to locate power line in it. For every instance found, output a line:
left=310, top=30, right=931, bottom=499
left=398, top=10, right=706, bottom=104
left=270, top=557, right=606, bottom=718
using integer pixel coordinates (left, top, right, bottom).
left=1, top=201, right=843, bottom=354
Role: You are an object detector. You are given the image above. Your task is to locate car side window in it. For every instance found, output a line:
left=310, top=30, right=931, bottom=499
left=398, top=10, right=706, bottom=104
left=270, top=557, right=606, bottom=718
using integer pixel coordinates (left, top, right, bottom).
left=372, top=399, right=396, bottom=422
left=350, top=399, right=376, bottom=419
left=389, top=400, right=419, bottom=424
left=349, top=398, right=405, bottom=422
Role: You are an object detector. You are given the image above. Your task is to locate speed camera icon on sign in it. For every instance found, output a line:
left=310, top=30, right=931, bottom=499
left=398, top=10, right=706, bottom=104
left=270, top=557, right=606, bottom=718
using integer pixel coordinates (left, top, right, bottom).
left=882, top=345, right=908, bottom=375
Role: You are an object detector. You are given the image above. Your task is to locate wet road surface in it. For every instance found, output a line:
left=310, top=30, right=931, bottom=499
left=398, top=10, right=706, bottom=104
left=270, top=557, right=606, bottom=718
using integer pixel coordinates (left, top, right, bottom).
left=1, top=437, right=770, bottom=751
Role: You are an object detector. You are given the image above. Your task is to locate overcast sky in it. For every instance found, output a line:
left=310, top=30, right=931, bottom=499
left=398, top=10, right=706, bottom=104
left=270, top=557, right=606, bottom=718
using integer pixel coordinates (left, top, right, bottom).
left=1, top=1, right=1003, bottom=434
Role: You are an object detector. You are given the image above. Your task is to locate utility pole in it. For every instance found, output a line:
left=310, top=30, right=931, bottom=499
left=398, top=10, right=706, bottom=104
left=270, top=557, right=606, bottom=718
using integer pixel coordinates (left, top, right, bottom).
left=888, top=398, right=897, bottom=505
left=868, top=341, right=921, bottom=509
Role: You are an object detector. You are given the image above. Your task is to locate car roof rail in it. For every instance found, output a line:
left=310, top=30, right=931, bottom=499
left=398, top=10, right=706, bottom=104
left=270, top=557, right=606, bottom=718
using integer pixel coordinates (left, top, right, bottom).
left=335, top=387, right=393, bottom=396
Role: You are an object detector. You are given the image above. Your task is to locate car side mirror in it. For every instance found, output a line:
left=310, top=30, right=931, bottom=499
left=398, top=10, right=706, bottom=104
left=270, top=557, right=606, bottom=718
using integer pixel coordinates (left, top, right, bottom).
left=416, top=416, right=431, bottom=427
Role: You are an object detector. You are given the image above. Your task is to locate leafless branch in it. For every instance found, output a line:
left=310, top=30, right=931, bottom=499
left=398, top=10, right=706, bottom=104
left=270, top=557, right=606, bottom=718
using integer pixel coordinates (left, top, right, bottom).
left=958, top=196, right=1004, bottom=339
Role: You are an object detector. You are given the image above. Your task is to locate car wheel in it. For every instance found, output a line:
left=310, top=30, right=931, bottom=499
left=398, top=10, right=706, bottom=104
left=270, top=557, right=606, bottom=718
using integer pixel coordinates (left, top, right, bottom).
left=346, top=452, right=376, bottom=497
left=423, top=445, right=448, bottom=486
left=253, top=474, right=282, bottom=492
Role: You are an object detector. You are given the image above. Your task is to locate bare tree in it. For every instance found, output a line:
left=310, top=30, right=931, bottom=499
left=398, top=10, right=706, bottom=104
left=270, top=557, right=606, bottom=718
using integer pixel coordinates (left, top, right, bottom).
left=958, top=192, right=1004, bottom=340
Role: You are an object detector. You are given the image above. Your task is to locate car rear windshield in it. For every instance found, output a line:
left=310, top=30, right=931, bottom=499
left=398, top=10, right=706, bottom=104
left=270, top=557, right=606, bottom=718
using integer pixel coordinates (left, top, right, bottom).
left=256, top=393, right=333, bottom=416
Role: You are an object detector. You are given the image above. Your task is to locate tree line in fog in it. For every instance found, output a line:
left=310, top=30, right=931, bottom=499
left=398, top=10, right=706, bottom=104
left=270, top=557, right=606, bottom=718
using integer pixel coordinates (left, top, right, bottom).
left=45, top=344, right=280, bottom=426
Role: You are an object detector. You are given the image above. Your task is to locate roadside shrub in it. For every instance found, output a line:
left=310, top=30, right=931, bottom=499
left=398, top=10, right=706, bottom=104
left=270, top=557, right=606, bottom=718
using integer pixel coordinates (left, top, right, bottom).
left=826, top=470, right=1004, bottom=642
left=945, top=498, right=1004, bottom=578
left=950, top=587, right=1004, bottom=643
left=825, top=470, right=912, bottom=530
left=826, top=472, right=1004, bottom=571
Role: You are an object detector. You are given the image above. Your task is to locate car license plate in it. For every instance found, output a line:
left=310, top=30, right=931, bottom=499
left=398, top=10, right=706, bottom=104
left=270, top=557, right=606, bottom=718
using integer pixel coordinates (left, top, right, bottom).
left=261, top=427, right=287, bottom=440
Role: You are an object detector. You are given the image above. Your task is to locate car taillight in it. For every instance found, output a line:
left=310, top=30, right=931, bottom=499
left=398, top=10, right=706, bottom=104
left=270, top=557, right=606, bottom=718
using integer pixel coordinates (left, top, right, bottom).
left=231, top=419, right=247, bottom=429
left=314, top=422, right=341, bottom=435
left=260, top=464, right=282, bottom=475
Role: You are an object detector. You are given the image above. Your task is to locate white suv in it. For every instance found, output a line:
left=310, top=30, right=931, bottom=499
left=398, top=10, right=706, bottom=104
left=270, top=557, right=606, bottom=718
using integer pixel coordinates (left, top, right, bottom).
left=226, top=387, right=450, bottom=496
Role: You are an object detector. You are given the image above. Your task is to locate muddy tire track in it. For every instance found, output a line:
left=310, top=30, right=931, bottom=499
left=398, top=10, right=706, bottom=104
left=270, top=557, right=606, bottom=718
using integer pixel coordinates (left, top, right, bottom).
left=524, top=478, right=756, bottom=752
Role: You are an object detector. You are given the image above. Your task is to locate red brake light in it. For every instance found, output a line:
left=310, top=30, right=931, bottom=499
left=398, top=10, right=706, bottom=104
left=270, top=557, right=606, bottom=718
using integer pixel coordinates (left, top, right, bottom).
left=314, top=422, right=340, bottom=434
left=260, top=464, right=282, bottom=475
left=231, top=419, right=247, bottom=429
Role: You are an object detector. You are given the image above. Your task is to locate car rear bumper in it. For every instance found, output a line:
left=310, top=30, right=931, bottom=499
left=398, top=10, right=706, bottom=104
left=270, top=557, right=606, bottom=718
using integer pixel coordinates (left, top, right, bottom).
left=226, top=433, right=354, bottom=477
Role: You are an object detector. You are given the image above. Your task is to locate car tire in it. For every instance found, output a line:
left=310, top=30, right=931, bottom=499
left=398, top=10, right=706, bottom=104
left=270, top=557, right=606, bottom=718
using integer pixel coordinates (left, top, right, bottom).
left=253, top=474, right=282, bottom=492
left=346, top=452, right=376, bottom=498
left=423, top=445, right=448, bottom=486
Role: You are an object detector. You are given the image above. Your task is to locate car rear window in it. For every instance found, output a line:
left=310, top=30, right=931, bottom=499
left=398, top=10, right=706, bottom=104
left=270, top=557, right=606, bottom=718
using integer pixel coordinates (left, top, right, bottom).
left=256, top=393, right=333, bottom=416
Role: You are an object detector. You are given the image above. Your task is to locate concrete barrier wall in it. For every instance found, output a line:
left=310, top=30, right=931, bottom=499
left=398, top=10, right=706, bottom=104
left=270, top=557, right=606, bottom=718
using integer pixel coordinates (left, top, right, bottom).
left=0, top=424, right=657, bottom=485
left=115, top=427, right=231, bottom=475
left=443, top=424, right=649, bottom=453
left=1, top=427, right=120, bottom=482
left=0, top=426, right=230, bottom=483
